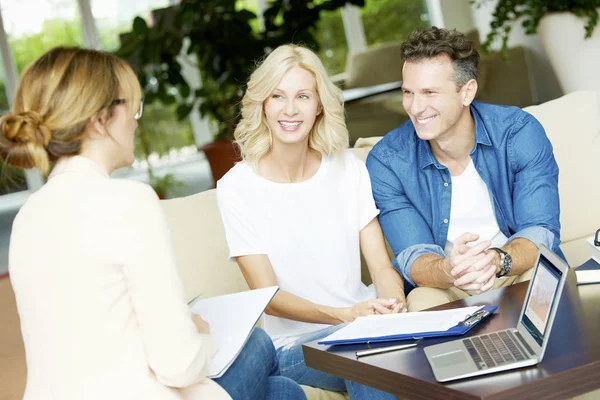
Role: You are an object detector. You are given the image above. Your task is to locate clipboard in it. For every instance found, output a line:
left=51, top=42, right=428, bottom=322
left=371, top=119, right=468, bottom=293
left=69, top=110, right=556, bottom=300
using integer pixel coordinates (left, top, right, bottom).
left=318, top=305, right=498, bottom=346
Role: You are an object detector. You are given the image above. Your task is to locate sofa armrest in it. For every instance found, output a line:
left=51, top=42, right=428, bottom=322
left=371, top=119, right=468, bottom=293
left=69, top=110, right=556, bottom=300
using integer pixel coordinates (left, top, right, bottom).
left=330, top=72, right=348, bottom=89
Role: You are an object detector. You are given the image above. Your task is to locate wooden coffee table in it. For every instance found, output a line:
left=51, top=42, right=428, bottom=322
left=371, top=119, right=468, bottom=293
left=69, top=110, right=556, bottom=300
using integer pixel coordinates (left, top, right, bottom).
left=303, top=272, right=600, bottom=400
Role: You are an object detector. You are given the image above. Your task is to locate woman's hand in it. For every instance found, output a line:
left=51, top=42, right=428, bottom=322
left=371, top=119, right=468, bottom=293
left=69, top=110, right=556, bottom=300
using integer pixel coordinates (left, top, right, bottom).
left=375, top=296, right=407, bottom=315
left=192, top=314, right=211, bottom=334
left=342, top=298, right=400, bottom=322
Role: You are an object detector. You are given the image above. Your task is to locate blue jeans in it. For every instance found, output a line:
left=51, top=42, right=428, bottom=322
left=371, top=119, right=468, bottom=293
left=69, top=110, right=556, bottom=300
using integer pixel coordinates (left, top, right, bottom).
left=276, top=326, right=398, bottom=399
left=215, top=328, right=306, bottom=400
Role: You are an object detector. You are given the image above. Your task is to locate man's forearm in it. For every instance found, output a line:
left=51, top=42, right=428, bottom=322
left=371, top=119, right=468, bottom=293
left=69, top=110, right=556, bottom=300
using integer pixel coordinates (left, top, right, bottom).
left=410, top=254, right=454, bottom=288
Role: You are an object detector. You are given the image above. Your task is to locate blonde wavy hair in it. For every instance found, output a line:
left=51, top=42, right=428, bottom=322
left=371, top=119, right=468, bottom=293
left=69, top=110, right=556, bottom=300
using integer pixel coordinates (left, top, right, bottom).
left=0, top=47, right=142, bottom=175
left=235, top=44, right=348, bottom=168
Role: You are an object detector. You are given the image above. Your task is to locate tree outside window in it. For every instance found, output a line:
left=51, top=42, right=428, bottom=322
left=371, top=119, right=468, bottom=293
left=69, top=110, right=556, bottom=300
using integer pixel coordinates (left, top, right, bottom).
left=90, top=0, right=195, bottom=162
left=361, top=0, right=429, bottom=46
left=315, top=0, right=429, bottom=75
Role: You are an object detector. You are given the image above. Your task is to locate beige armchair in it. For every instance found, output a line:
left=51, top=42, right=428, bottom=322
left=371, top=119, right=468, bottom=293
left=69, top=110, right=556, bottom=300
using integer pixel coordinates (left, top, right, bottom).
left=340, top=42, right=407, bottom=145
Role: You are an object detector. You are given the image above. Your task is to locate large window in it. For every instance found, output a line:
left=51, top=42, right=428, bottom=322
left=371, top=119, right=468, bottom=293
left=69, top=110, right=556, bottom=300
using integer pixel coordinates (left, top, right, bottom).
left=90, top=0, right=172, bottom=51
left=314, top=0, right=429, bottom=75
left=0, top=0, right=84, bottom=194
left=315, top=8, right=347, bottom=75
left=90, top=0, right=195, bottom=162
left=0, top=0, right=85, bottom=72
left=0, top=56, right=27, bottom=195
left=362, top=0, right=429, bottom=46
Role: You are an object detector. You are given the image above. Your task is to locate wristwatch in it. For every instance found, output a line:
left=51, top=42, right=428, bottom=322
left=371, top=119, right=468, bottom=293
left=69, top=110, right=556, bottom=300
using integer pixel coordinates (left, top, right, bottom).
left=489, top=247, right=512, bottom=278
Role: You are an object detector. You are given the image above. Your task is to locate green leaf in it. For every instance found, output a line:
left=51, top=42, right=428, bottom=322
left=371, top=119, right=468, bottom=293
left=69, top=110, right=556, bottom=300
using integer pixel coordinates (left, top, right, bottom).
left=132, top=17, right=149, bottom=36
left=176, top=104, right=193, bottom=120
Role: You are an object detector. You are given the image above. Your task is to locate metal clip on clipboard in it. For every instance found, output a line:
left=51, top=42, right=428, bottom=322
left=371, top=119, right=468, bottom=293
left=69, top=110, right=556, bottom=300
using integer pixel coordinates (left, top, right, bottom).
left=457, top=309, right=490, bottom=327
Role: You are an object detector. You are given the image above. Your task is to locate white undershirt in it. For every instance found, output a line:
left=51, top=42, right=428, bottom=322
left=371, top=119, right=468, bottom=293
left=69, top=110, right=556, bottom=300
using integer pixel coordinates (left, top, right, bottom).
left=444, top=160, right=508, bottom=255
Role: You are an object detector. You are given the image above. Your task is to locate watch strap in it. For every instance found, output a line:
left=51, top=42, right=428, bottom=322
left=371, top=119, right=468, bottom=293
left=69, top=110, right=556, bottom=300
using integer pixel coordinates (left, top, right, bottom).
left=489, top=247, right=510, bottom=277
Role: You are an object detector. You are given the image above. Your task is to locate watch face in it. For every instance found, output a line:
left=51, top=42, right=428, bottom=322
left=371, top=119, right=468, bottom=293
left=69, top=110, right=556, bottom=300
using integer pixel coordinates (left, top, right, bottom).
left=502, top=253, right=513, bottom=275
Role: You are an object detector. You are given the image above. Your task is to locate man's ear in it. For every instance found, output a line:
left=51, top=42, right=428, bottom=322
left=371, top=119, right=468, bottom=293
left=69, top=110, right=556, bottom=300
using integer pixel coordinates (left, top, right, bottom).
left=461, top=79, right=478, bottom=106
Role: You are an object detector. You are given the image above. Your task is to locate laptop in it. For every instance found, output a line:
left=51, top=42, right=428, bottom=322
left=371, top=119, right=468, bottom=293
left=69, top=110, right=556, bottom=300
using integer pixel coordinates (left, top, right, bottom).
left=424, top=245, right=570, bottom=382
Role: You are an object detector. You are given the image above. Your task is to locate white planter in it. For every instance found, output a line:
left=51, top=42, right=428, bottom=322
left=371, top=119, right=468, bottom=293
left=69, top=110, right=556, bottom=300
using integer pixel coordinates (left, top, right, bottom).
left=538, top=11, right=600, bottom=112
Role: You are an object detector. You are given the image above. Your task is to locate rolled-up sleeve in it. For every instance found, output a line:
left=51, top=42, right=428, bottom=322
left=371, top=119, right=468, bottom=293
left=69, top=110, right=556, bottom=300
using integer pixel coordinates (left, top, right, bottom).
left=366, top=148, right=442, bottom=286
left=509, top=114, right=561, bottom=252
left=396, top=243, right=446, bottom=287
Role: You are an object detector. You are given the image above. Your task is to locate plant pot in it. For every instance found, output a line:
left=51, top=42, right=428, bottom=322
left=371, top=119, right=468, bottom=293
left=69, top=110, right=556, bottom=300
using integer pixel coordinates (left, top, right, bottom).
left=538, top=11, right=600, bottom=113
left=200, top=140, right=242, bottom=186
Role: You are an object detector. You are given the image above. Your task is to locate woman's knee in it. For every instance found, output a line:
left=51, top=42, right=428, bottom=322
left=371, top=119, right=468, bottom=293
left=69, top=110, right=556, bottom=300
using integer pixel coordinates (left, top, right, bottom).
left=244, top=328, right=278, bottom=372
left=247, top=328, right=276, bottom=357
left=265, top=376, right=307, bottom=400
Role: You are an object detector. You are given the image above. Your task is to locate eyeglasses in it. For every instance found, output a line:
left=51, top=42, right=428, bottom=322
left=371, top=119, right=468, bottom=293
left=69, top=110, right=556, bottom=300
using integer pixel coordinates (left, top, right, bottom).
left=112, top=97, right=144, bottom=120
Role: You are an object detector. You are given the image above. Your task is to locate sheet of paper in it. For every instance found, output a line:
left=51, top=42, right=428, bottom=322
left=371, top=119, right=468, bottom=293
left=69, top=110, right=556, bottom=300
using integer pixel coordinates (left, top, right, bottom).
left=576, top=269, right=600, bottom=284
left=190, top=286, right=278, bottom=378
left=321, top=306, right=484, bottom=343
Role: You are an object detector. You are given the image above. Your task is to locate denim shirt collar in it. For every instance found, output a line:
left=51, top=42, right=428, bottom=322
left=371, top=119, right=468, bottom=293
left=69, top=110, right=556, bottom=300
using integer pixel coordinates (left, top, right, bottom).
left=418, top=103, right=492, bottom=170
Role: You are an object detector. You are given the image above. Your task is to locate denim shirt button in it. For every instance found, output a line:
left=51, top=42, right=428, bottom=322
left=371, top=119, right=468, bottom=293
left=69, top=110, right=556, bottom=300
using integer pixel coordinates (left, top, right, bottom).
left=444, top=182, right=449, bottom=187
left=443, top=218, right=449, bottom=224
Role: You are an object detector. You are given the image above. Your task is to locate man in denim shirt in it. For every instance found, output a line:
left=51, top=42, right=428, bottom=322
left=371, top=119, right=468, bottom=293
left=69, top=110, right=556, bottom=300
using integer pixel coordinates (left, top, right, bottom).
left=366, top=27, right=561, bottom=312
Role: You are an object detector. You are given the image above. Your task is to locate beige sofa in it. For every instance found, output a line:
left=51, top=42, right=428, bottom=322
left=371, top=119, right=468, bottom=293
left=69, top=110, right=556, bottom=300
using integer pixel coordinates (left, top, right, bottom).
left=160, top=91, right=599, bottom=399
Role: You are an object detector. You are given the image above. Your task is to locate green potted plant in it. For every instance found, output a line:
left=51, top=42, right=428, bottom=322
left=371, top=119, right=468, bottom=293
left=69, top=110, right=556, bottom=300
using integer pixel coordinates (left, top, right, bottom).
left=136, top=117, right=189, bottom=199
left=477, top=0, right=600, bottom=109
left=117, top=0, right=364, bottom=183
left=149, top=172, right=187, bottom=199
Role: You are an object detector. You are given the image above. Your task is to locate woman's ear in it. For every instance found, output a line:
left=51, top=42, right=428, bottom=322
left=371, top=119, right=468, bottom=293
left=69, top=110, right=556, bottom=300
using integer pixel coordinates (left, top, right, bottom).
left=88, top=109, right=110, bottom=138
left=317, top=104, right=323, bottom=115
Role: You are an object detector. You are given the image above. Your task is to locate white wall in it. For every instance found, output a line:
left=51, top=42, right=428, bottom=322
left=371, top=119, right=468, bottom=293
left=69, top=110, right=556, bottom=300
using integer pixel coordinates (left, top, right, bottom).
left=469, top=0, right=563, bottom=103
left=436, top=0, right=563, bottom=104
left=439, top=0, right=475, bottom=34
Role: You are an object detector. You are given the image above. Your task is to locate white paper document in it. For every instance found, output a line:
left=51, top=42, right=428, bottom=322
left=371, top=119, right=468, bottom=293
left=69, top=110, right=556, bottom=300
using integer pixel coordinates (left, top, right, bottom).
left=321, top=306, right=484, bottom=344
left=576, top=269, right=600, bottom=284
left=190, top=286, right=278, bottom=378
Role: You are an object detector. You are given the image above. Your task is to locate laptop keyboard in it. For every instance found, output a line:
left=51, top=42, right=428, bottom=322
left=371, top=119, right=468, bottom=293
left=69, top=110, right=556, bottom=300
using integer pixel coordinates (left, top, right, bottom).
left=462, top=330, right=527, bottom=370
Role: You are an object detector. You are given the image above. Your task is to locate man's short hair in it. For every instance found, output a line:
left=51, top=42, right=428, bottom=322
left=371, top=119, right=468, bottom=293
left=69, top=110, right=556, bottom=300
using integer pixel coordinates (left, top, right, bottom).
left=401, top=27, right=479, bottom=88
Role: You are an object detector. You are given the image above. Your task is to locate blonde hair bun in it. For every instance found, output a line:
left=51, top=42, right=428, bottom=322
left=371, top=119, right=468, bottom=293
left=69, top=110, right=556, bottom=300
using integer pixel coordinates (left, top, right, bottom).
left=0, top=111, right=52, bottom=172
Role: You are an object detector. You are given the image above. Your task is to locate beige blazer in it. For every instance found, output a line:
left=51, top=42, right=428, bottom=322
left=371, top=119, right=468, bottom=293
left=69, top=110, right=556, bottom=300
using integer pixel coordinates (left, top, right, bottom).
left=9, top=156, right=230, bottom=400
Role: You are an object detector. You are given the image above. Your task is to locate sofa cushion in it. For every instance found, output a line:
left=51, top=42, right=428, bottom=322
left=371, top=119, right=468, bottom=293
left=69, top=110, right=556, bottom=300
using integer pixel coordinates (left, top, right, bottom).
left=161, top=189, right=249, bottom=303
left=523, top=91, right=600, bottom=245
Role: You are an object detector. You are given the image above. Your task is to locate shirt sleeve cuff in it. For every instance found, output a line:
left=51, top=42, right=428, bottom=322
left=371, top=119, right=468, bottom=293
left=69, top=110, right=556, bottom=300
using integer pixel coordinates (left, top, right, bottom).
left=396, top=243, right=446, bottom=287
left=508, top=226, right=555, bottom=249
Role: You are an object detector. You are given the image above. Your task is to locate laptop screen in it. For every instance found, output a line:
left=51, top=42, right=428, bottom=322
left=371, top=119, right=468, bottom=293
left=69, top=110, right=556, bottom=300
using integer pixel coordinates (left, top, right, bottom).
left=521, top=253, right=563, bottom=346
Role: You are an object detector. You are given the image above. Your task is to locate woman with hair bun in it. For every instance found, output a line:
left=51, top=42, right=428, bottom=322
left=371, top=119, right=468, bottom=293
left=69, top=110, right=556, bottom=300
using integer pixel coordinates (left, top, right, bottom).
left=1, top=47, right=305, bottom=400
left=216, top=44, right=405, bottom=399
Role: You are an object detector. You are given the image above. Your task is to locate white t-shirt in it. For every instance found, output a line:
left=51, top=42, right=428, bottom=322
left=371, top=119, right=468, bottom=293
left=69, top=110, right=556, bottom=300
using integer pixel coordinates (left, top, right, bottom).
left=445, top=160, right=508, bottom=255
left=216, top=151, right=378, bottom=348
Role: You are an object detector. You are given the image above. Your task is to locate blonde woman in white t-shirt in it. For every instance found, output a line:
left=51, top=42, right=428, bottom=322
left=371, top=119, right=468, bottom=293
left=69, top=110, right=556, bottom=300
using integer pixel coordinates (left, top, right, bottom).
left=217, top=44, right=405, bottom=399
left=1, top=47, right=305, bottom=400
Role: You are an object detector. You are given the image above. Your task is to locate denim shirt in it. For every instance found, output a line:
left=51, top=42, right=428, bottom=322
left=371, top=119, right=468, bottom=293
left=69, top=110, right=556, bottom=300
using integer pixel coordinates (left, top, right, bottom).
left=366, top=101, right=562, bottom=287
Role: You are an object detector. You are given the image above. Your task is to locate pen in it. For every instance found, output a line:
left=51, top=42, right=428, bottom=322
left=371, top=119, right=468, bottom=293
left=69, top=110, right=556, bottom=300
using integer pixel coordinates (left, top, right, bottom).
left=355, top=342, right=418, bottom=358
